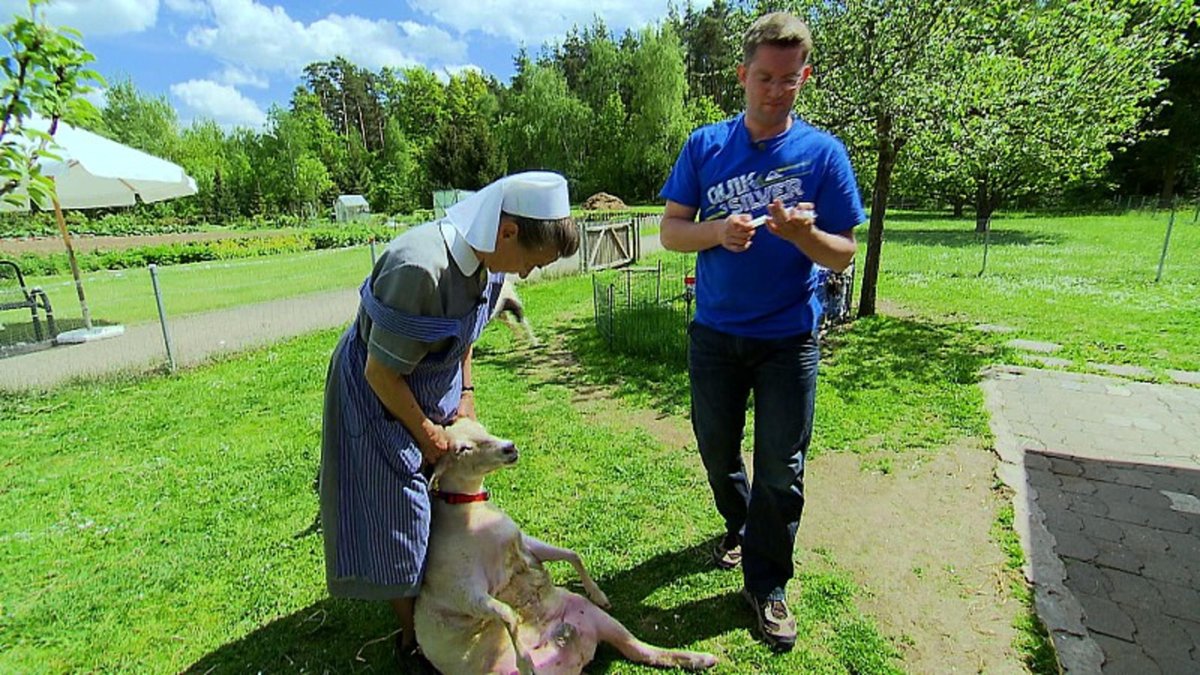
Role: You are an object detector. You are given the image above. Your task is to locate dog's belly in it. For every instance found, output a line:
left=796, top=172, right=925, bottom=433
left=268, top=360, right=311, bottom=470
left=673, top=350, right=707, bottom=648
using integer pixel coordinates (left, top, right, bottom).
left=420, top=544, right=604, bottom=674
left=523, top=590, right=602, bottom=675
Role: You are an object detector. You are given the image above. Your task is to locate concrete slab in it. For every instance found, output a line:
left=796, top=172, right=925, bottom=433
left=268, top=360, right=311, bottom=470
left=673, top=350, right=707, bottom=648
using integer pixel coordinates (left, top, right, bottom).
left=1007, top=339, right=1062, bottom=353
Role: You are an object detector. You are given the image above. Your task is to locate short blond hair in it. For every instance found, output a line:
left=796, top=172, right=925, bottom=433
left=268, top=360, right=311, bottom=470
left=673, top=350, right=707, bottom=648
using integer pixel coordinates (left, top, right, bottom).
left=742, top=12, right=813, bottom=65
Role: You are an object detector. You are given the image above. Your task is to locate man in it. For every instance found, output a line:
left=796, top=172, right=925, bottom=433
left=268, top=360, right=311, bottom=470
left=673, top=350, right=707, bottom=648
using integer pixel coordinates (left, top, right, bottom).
left=659, top=12, right=864, bottom=652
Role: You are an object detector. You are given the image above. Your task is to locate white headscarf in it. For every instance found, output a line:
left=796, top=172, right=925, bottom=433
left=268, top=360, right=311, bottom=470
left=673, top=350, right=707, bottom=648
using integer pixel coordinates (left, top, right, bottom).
left=445, top=171, right=571, bottom=252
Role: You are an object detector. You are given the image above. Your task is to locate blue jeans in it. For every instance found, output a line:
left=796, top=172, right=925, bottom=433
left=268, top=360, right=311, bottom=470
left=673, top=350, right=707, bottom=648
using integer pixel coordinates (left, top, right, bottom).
left=688, top=321, right=819, bottom=600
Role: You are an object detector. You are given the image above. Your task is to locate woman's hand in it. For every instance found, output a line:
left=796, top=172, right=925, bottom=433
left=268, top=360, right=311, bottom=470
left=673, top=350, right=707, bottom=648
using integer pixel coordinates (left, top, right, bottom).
left=418, top=419, right=452, bottom=465
left=457, top=389, right=477, bottom=421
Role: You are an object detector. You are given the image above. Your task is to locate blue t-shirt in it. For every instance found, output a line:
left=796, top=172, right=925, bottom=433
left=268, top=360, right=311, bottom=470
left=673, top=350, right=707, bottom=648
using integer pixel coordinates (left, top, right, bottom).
left=660, top=113, right=866, bottom=338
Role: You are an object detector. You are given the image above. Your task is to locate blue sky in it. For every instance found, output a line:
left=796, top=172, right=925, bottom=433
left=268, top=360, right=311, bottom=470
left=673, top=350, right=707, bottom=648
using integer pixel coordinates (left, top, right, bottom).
left=2, top=0, right=710, bottom=128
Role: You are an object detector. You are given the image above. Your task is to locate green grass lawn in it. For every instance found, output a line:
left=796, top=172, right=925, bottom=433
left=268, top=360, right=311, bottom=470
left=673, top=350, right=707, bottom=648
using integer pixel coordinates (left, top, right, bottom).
left=874, top=210, right=1200, bottom=374
left=0, top=289, right=914, bottom=672
left=2, top=258, right=1013, bottom=673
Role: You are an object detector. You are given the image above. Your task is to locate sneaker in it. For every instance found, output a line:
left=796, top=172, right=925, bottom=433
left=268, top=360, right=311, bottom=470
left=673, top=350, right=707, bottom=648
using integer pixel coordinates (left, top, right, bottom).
left=742, top=588, right=797, bottom=652
left=712, top=532, right=742, bottom=570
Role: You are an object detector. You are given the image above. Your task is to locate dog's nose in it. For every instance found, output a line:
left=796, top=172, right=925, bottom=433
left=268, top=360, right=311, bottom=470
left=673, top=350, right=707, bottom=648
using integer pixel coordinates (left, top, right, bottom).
left=500, top=441, right=517, bottom=455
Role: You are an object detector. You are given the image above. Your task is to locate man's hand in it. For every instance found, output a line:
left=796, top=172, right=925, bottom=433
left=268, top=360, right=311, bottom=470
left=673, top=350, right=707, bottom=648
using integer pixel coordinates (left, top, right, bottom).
left=765, top=199, right=816, bottom=244
left=718, top=213, right=758, bottom=253
left=418, top=419, right=452, bottom=464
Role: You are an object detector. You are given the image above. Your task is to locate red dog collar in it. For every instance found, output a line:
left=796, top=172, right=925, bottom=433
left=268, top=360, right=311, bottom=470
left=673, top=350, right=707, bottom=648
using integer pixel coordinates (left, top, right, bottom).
left=432, top=490, right=489, bottom=504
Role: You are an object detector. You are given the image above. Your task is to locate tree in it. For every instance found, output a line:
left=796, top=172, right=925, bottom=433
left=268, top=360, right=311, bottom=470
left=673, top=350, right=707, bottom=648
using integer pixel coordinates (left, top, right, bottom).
left=1109, top=24, right=1200, bottom=201
left=500, top=64, right=590, bottom=179
left=573, top=19, right=625, bottom=113
left=941, top=0, right=1196, bottom=231
left=176, top=119, right=228, bottom=219
left=625, top=24, right=691, bottom=200
left=674, top=0, right=743, bottom=115
left=262, top=104, right=335, bottom=215
left=786, top=0, right=960, bottom=317
left=380, top=66, right=446, bottom=149
left=97, top=77, right=179, bottom=161
left=428, top=71, right=505, bottom=190
left=584, top=92, right=630, bottom=199
left=369, top=118, right=422, bottom=213
left=303, top=57, right=387, bottom=153
left=1, top=0, right=103, bottom=209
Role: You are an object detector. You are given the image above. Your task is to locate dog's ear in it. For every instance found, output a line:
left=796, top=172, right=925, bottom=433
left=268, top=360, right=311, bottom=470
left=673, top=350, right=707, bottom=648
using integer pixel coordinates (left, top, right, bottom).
left=429, top=439, right=468, bottom=486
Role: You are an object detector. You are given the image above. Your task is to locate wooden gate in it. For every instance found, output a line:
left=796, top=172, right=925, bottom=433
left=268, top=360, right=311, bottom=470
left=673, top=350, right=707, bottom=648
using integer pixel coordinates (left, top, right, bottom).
left=579, top=218, right=639, bottom=271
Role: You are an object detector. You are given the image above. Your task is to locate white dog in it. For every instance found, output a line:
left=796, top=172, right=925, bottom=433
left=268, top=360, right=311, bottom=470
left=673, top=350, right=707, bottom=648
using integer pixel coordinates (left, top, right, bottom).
left=491, top=275, right=539, bottom=347
left=415, top=418, right=718, bottom=675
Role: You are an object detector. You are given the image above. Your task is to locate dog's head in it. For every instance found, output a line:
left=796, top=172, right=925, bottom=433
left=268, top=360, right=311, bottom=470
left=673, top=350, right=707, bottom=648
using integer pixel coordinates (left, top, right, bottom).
left=434, top=417, right=519, bottom=483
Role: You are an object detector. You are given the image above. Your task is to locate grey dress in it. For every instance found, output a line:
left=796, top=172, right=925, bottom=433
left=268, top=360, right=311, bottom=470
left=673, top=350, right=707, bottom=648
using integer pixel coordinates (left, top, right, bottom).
left=319, top=222, right=503, bottom=599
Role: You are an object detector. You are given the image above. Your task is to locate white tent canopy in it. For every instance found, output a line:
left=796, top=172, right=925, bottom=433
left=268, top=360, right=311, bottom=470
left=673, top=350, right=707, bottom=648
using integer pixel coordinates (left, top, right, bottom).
left=2, top=114, right=198, bottom=342
left=2, top=114, right=197, bottom=211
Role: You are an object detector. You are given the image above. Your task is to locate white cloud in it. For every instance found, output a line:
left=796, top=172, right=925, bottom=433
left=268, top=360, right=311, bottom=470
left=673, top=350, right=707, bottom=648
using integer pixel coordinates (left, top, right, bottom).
left=213, top=65, right=268, bottom=89
left=185, top=0, right=467, bottom=74
left=164, top=0, right=207, bottom=17
left=406, top=0, right=710, bottom=45
left=0, top=0, right=159, bottom=35
left=170, top=79, right=266, bottom=128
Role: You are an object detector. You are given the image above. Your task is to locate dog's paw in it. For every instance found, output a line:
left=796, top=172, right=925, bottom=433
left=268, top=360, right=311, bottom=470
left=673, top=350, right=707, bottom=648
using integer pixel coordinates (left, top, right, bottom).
left=587, top=587, right=611, bottom=610
left=676, top=651, right=718, bottom=670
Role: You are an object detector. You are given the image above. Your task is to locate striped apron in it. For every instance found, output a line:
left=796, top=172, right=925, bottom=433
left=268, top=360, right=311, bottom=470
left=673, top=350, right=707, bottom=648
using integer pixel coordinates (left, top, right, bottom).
left=320, top=273, right=504, bottom=598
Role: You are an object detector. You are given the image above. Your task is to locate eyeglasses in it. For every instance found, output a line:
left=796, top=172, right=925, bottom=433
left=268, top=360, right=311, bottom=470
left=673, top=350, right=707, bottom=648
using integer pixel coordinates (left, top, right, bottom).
left=753, top=75, right=803, bottom=92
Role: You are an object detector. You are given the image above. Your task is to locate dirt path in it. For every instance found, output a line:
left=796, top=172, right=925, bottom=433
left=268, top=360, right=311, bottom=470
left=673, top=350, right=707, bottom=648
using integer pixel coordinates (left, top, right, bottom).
left=521, top=331, right=1023, bottom=673
left=803, top=445, right=1022, bottom=673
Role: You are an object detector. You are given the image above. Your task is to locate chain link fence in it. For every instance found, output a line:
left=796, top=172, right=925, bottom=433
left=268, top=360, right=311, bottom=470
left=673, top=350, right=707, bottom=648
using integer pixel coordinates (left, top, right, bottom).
left=592, top=253, right=856, bottom=365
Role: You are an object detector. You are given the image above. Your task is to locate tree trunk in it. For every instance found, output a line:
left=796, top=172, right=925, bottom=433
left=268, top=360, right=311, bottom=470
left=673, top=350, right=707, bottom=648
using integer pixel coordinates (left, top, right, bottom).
left=1160, top=154, right=1178, bottom=203
left=952, top=198, right=965, bottom=218
left=974, top=180, right=993, bottom=232
left=858, top=116, right=899, bottom=318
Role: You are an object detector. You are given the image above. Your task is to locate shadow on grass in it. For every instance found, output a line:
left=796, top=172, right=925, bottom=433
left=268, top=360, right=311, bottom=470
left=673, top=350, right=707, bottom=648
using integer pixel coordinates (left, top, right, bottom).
left=182, top=596, right=400, bottom=673
left=587, top=537, right=748, bottom=671
left=183, top=538, right=743, bottom=673
left=882, top=228, right=1066, bottom=249
left=821, top=314, right=1006, bottom=393
left=478, top=314, right=693, bottom=418
left=867, top=210, right=967, bottom=222
left=480, top=311, right=1006, bottom=425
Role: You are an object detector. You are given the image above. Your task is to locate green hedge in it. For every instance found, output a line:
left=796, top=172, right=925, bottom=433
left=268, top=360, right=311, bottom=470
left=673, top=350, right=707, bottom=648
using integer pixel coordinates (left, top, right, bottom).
left=0, top=210, right=427, bottom=238
left=3, top=224, right=397, bottom=276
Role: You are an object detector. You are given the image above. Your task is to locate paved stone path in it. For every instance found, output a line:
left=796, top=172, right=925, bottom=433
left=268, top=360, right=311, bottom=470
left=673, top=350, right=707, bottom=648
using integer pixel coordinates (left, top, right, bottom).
left=983, top=366, right=1200, bottom=673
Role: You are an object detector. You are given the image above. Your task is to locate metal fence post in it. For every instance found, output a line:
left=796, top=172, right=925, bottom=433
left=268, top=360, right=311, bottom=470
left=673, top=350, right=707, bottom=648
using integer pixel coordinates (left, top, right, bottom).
left=607, top=285, right=615, bottom=347
left=369, top=237, right=377, bottom=267
left=148, top=264, right=176, bottom=372
left=655, top=259, right=662, bottom=304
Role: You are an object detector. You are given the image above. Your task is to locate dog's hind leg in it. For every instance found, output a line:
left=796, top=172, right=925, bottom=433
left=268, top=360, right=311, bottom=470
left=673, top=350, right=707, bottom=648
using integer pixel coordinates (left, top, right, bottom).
left=588, top=607, right=717, bottom=671
left=522, top=535, right=608, bottom=608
